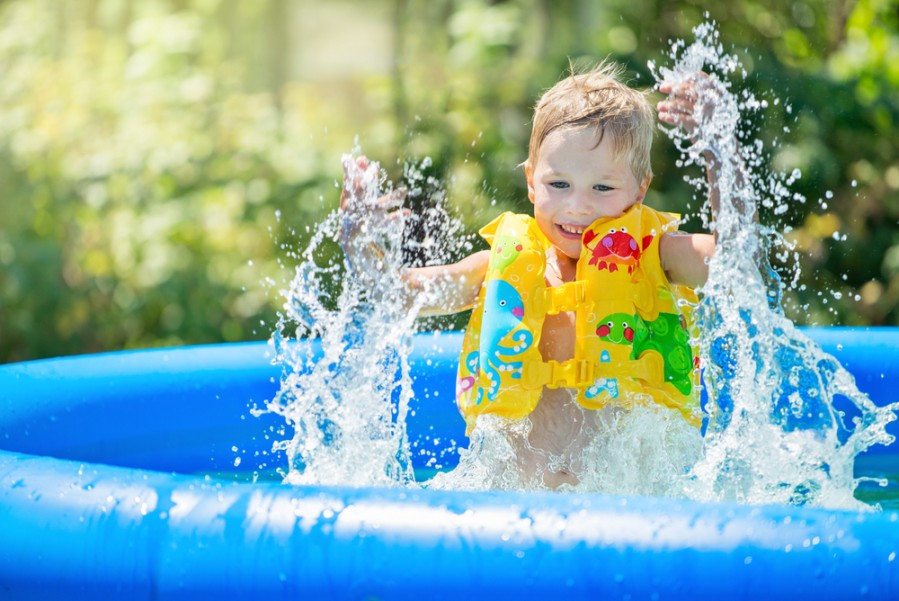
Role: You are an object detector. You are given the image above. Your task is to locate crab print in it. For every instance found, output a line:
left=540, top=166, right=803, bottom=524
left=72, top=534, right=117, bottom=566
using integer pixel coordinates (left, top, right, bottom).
left=583, top=226, right=654, bottom=274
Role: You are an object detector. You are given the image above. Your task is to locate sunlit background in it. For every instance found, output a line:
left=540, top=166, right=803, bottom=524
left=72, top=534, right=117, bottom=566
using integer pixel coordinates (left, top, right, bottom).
left=0, top=0, right=896, bottom=362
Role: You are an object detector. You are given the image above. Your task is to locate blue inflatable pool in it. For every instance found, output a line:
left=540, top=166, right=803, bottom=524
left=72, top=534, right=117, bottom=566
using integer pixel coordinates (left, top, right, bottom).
left=1, top=328, right=897, bottom=599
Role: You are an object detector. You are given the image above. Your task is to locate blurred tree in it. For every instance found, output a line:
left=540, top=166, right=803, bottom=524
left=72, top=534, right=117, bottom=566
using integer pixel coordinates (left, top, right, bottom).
left=0, top=0, right=341, bottom=360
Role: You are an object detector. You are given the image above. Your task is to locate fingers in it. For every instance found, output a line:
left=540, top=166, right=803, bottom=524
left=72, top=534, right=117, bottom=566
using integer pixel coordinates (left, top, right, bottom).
left=342, top=154, right=369, bottom=175
left=340, top=155, right=375, bottom=210
left=368, top=191, right=409, bottom=230
left=387, top=208, right=412, bottom=224
left=658, top=100, right=695, bottom=123
left=659, top=71, right=716, bottom=111
left=659, top=70, right=708, bottom=90
left=338, top=156, right=409, bottom=239
left=661, top=82, right=699, bottom=105
left=339, top=157, right=408, bottom=246
left=658, top=96, right=696, bottom=128
left=658, top=75, right=705, bottom=129
left=376, top=187, right=407, bottom=211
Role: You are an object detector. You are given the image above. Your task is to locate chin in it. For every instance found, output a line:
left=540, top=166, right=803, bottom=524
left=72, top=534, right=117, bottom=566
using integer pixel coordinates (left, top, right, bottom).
left=556, top=245, right=582, bottom=262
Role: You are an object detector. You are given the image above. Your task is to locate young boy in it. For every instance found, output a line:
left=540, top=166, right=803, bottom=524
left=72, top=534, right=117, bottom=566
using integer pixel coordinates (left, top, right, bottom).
left=341, top=62, right=718, bottom=489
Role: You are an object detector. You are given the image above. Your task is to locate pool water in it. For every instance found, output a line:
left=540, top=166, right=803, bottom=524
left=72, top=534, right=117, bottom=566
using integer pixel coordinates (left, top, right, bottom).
left=205, top=455, right=899, bottom=510
left=854, top=454, right=899, bottom=510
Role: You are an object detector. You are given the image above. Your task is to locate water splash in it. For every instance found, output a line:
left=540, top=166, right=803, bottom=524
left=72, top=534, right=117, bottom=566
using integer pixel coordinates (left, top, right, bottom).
left=262, top=154, right=470, bottom=487
left=650, top=20, right=898, bottom=509
left=428, top=397, right=704, bottom=494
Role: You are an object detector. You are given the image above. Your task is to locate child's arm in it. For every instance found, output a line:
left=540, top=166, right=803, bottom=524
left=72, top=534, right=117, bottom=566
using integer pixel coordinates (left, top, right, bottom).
left=340, top=155, right=489, bottom=316
left=405, top=250, right=490, bottom=316
left=658, top=230, right=715, bottom=289
left=656, top=74, right=727, bottom=288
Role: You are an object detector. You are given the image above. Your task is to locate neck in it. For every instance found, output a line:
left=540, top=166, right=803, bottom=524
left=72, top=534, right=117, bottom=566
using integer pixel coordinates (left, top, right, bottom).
left=547, top=247, right=578, bottom=283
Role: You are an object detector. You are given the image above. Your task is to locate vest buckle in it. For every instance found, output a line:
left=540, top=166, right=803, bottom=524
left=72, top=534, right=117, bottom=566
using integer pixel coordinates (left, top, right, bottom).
left=545, top=281, right=591, bottom=315
left=545, top=359, right=595, bottom=389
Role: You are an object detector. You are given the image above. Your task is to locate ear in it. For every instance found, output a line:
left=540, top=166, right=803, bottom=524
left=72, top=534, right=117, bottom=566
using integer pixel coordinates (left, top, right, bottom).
left=635, top=174, right=652, bottom=204
left=525, top=162, right=535, bottom=203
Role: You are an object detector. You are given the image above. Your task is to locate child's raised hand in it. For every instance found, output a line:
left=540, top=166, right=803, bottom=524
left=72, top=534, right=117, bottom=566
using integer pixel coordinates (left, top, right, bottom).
left=340, top=155, right=379, bottom=212
left=658, top=72, right=733, bottom=162
left=339, top=154, right=408, bottom=276
left=657, top=73, right=710, bottom=138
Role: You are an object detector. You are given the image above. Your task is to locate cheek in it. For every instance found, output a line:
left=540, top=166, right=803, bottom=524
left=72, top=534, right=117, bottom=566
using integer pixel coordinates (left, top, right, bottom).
left=538, top=188, right=564, bottom=206
left=532, top=193, right=552, bottom=212
left=614, top=193, right=636, bottom=211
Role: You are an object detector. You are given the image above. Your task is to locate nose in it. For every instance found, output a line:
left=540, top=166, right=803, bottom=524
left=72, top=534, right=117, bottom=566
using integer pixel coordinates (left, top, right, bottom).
left=568, top=190, right=588, bottom=213
left=568, top=189, right=594, bottom=216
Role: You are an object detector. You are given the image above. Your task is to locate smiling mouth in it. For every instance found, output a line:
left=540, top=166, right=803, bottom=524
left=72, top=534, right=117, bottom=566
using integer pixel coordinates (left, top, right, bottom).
left=558, top=223, right=586, bottom=237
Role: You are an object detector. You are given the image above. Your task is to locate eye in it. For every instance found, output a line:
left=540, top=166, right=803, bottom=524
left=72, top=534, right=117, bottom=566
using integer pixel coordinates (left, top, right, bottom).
left=549, top=181, right=569, bottom=189
left=620, top=227, right=628, bottom=233
left=593, top=184, right=612, bottom=192
left=606, top=321, right=613, bottom=327
left=608, top=228, right=617, bottom=234
left=499, top=300, right=506, bottom=306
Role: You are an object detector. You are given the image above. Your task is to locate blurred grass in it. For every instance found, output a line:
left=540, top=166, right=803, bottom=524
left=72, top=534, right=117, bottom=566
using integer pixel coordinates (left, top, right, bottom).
left=0, top=0, right=897, bottom=362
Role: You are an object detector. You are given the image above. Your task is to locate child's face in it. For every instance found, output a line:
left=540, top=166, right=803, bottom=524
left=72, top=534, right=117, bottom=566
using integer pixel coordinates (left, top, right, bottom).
left=526, top=126, right=649, bottom=261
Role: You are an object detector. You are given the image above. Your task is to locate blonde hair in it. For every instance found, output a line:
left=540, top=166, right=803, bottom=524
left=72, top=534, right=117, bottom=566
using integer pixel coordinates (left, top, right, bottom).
left=528, top=61, right=655, bottom=184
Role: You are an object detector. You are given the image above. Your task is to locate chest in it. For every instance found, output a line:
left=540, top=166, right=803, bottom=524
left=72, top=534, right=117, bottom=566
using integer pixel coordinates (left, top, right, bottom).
left=538, top=310, right=576, bottom=362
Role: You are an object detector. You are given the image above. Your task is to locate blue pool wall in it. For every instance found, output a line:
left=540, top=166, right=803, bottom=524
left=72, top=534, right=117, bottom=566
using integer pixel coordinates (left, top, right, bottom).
left=3, top=327, right=897, bottom=476
left=0, top=327, right=897, bottom=600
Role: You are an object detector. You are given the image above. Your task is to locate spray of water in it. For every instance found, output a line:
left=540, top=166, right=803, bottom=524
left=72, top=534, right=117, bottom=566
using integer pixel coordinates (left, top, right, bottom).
left=649, top=20, right=898, bottom=509
left=263, top=154, right=471, bottom=487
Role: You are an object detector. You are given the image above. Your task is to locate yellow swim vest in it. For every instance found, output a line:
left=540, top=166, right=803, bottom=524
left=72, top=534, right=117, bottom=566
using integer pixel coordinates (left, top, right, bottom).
left=456, top=204, right=701, bottom=433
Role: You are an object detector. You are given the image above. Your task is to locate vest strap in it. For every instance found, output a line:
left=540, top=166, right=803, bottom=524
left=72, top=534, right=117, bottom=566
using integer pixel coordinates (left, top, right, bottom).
left=529, top=276, right=654, bottom=315
left=530, top=281, right=591, bottom=315
left=523, top=352, right=666, bottom=390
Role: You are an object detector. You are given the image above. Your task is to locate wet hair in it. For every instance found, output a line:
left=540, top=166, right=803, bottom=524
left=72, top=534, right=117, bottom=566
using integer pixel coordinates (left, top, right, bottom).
left=528, top=60, right=655, bottom=185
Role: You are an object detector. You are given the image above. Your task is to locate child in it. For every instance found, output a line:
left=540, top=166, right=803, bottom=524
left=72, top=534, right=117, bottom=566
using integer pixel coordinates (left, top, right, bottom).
left=340, top=62, right=719, bottom=489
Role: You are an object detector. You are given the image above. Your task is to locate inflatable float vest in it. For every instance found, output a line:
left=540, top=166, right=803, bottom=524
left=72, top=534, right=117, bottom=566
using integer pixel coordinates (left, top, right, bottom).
left=456, top=205, right=700, bottom=434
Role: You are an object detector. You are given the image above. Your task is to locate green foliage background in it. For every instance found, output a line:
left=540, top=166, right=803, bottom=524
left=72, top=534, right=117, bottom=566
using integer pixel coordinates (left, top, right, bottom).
left=1, top=0, right=897, bottom=362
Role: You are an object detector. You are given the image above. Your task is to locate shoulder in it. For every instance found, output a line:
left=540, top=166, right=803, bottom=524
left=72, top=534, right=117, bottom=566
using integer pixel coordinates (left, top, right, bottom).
left=659, top=231, right=715, bottom=289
